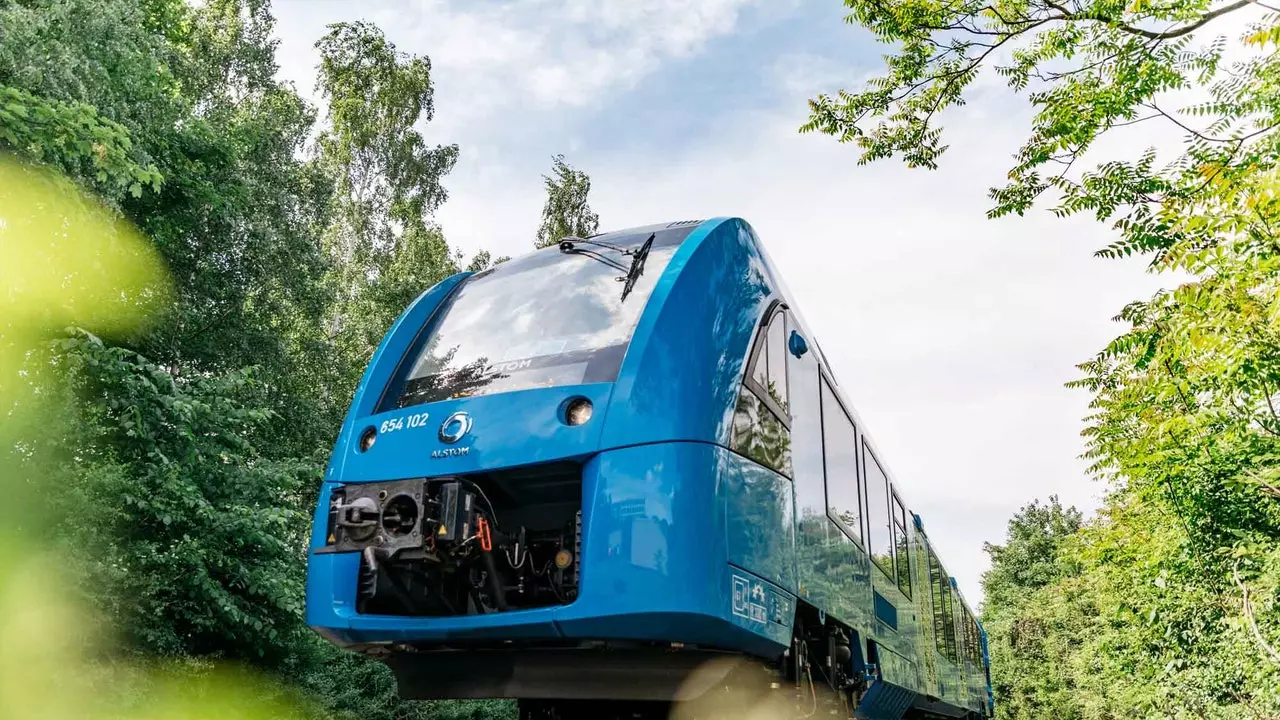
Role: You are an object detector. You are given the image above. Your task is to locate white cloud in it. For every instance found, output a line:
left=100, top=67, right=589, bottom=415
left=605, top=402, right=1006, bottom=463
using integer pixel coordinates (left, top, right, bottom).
left=770, top=52, right=864, bottom=100
left=273, top=0, right=766, bottom=137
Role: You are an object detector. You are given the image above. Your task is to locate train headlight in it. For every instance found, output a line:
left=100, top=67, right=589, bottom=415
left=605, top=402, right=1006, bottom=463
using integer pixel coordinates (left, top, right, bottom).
left=358, top=426, right=377, bottom=452
left=564, top=397, right=593, bottom=426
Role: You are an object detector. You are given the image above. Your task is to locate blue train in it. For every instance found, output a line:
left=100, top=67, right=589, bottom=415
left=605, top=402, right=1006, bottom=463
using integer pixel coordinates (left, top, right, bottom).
left=306, top=218, right=994, bottom=720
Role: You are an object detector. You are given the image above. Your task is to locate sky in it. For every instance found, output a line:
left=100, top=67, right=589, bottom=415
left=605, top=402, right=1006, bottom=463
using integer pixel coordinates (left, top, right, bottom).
left=270, top=0, right=1175, bottom=606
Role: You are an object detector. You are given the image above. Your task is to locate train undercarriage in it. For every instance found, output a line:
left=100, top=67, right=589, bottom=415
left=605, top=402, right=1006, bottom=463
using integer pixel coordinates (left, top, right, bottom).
left=365, top=604, right=977, bottom=720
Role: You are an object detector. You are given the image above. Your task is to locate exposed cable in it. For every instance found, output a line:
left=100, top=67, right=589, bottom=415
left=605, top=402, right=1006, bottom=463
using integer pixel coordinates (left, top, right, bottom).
left=504, top=542, right=527, bottom=569
left=801, top=663, right=817, bottom=719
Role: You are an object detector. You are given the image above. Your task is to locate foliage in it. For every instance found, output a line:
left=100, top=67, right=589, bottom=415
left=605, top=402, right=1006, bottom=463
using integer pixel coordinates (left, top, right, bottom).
left=802, top=0, right=1280, bottom=220
left=0, top=148, right=317, bottom=720
left=981, top=497, right=1083, bottom=611
left=0, top=86, right=162, bottom=197
left=534, top=154, right=600, bottom=248
left=292, top=644, right=515, bottom=720
left=980, top=498, right=1086, bottom=720
left=2, top=0, right=339, bottom=457
left=0, top=156, right=170, bottom=369
left=37, top=330, right=312, bottom=661
left=984, top=491, right=1280, bottom=719
left=464, top=249, right=511, bottom=272
left=315, top=20, right=461, bottom=370
left=0, top=2, right=505, bottom=718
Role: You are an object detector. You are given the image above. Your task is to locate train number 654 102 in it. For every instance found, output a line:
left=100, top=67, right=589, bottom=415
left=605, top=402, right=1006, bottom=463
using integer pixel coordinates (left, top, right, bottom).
left=380, top=412, right=429, bottom=435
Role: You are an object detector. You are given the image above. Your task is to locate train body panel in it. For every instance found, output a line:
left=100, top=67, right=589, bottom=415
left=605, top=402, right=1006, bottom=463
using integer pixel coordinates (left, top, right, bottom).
left=304, top=217, right=993, bottom=718
left=601, top=218, right=774, bottom=450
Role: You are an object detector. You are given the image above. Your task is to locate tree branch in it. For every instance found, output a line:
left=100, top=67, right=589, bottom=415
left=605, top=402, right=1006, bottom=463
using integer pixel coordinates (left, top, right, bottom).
left=1109, top=113, right=1161, bottom=128
left=1264, top=382, right=1280, bottom=426
left=1145, top=102, right=1218, bottom=142
left=1234, top=562, right=1280, bottom=666
left=1044, top=0, right=1251, bottom=40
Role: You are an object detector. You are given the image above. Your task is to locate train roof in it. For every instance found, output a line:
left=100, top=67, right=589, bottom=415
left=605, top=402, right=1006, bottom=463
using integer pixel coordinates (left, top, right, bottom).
left=588, top=219, right=706, bottom=237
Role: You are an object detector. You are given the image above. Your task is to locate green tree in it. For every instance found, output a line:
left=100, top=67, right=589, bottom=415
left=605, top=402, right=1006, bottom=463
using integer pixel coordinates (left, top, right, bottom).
left=534, top=154, right=599, bottom=248
left=2, top=3, right=506, bottom=718
left=983, top=490, right=1280, bottom=719
left=980, top=498, right=1084, bottom=720
left=1, top=0, right=335, bottom=455
left=464, top=249, right=510, bottom=271
left=40, top=330, right=313, bottom=662
left=981, top=497, right=1082, bottom=610
left=314, top=21, right=460, bottom=373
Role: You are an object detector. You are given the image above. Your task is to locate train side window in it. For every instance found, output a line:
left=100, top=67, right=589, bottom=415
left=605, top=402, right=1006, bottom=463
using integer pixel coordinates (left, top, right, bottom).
left=929, top=549, right=942, bottom=653
left=863, top=444, right=894, bottom=581
left=942, top=578, right=958, bottom=661
left=819, top=375, right=862, bottom=546
left=730, top=391, right=792, bottom=476
left=732, top=305, right=792, bottom=476
left=766, top=312, right=789, bottom=412
left=967, top=609, right=977, bottom=661
left=969, top=610, right=978, bottom=663
left=743, top=306, right=790, bottom=417
left=750, top=337, right=770, bottom=390
left=967, top=607, right=977, bottom=661
left=929, top=548, right=958, bottom=661
left=964, top=608, right=977, bottom=664
left=892, top=494, right=911, bottom=598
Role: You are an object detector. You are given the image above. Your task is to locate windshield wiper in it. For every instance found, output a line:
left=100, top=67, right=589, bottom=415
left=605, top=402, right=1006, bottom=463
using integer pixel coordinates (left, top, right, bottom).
left=619, top=233, right=654, bottom=302
left=558, top=237, right=629, bottom=274
left=558, top=232, right=656, bottom=301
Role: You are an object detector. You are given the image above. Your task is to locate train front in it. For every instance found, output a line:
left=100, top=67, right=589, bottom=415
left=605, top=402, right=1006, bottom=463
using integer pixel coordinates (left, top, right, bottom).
left=305, top=218, right=788, bottom=701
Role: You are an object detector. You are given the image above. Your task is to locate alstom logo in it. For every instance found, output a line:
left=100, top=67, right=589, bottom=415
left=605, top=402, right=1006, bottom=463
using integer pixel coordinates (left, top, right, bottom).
left=431, top=447, right=470, bottom=459
left=487, top=358, right=533, bottom=374
left=438, top=411, right=472, bottom=443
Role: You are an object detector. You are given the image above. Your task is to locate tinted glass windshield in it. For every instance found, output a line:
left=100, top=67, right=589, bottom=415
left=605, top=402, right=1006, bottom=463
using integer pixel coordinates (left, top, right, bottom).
left=386, top=227, right=691, bottom=409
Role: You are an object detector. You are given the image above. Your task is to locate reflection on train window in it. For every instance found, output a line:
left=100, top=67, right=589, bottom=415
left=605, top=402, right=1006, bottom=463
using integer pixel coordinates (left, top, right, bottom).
left=765, top=312, right=789, bottom=412
left=387, top=231, right=680, bottom=409
left=731, top=381, right=792, bottom=477
left=930, top=547, right=959, bottom=662
left=892, top=493, right=911, bottom=598
left=968, top=613, right=983, bottom=663
left=750, top=334, right=770, bottom=391
left=745, top=308, right=790, bottom=414
left=864, top=444, right=894, bottom=580
left=732, top=306, right=792, bottom=476
left=820, top=375, right=861, bottom=546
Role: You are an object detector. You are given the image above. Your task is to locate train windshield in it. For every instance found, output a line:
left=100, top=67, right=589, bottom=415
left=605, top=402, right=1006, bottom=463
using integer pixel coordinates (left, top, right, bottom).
left=387, top=229, right=688, bottom=409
